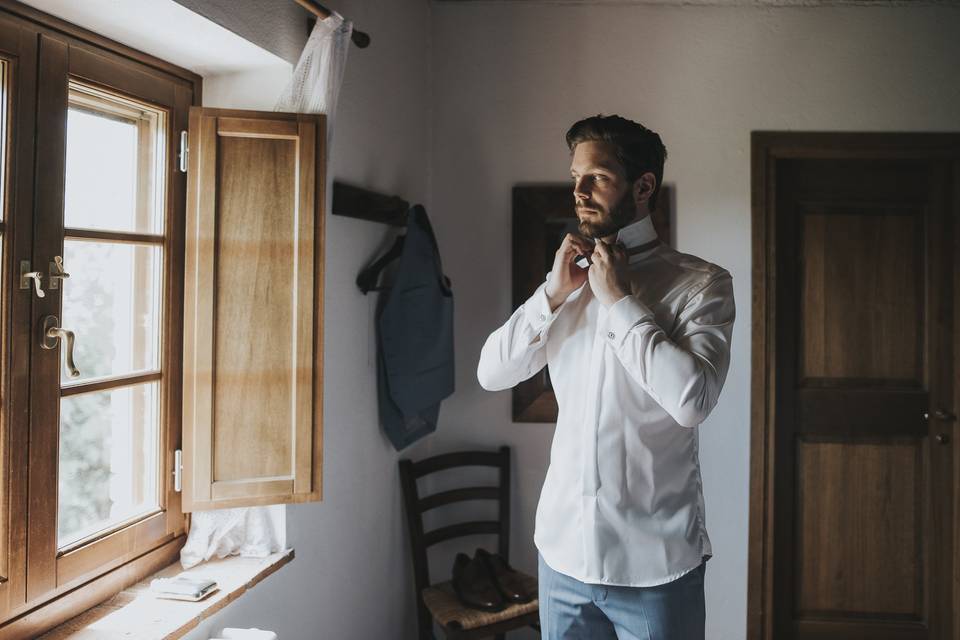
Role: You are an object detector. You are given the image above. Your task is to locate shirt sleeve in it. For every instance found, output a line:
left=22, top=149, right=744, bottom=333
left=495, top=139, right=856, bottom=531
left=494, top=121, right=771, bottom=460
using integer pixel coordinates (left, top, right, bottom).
left=477, top=277, right=567, bottom=392
left=603, top=270, right=736, bottom=428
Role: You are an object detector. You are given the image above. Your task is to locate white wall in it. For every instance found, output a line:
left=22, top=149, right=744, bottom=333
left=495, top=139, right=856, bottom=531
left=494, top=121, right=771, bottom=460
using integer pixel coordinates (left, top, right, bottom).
left=183, top=0, right=434, bottom=638
left=428, top=4, right=960, bottom=639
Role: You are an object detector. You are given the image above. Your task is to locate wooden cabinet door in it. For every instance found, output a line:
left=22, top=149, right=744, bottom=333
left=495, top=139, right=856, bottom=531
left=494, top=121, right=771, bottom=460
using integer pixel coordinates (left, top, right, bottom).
left=182, top=107, right=325, bottom=512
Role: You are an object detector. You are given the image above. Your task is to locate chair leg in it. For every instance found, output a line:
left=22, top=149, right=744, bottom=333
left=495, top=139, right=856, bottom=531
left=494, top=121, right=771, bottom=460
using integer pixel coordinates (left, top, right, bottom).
left=416, top=600, right=436, bottom=640
left=419, top=622, right=434, bottom=640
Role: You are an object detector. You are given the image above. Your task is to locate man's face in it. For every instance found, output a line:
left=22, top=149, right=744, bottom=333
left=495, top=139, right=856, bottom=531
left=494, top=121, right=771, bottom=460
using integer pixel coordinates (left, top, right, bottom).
left=569, top=140, right=636, bottom=239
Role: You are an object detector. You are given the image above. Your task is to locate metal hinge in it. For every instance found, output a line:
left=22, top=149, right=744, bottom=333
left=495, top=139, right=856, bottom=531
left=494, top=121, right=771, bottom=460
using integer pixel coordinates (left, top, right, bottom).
left=173, top=449, right=183, bottom=492
left=178, top=131, right=188, bottom=173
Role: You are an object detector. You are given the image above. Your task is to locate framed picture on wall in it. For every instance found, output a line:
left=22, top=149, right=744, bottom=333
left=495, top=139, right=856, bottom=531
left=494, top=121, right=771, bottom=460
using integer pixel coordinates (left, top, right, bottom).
left=511, top=183, right=674, bottom=422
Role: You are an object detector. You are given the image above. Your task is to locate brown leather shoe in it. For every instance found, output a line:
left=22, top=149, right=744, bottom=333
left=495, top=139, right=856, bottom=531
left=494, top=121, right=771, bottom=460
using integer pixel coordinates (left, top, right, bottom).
left=452, top=552, right=506, bottom=612
left=475, top=548, right=534, bottom=604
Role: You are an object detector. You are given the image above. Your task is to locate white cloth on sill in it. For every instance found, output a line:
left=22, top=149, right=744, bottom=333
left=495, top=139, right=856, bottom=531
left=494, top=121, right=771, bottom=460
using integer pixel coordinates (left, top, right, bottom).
left=180, top=505, right=284, bottom=569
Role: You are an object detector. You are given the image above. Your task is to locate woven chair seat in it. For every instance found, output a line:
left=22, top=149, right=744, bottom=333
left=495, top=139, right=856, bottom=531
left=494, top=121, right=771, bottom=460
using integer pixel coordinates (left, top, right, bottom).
left=421, top=570, right=539, bottom=631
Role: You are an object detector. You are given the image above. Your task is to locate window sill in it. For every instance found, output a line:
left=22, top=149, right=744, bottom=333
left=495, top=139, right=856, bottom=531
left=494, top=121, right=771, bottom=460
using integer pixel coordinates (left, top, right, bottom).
left=40, top=549, right=294, bottom=639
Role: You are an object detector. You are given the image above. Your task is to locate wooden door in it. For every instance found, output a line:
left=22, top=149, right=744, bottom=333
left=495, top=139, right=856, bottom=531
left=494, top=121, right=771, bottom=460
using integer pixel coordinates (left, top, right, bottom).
left=749, top=134, right=960, bottom=640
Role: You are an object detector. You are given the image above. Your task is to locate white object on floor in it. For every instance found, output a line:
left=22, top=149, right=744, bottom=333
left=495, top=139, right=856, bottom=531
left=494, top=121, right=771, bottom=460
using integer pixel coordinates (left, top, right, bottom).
left=214, top=629, right=277, bottom=640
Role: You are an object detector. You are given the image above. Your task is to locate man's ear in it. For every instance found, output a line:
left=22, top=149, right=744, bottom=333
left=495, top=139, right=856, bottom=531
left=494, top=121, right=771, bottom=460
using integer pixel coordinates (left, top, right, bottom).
left=632, top=172, right=657, bottom=209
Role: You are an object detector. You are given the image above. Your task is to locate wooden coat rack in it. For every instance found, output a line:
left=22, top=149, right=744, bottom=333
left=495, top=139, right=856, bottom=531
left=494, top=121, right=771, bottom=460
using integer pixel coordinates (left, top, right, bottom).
left=332, top=181, right=410, bottom=226
left=333, top=181, right=415, bottom=293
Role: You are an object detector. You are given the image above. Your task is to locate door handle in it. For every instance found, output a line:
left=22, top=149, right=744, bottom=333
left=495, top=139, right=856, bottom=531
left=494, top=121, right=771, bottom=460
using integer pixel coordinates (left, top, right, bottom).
left=40, top=315, right=80, bottom=379
left=922, top=409, right=956, bottom=422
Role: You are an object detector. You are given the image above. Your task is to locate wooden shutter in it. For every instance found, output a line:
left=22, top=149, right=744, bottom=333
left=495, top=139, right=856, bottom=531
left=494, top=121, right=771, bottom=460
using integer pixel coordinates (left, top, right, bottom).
left=182, top=107, right=325, bottom=511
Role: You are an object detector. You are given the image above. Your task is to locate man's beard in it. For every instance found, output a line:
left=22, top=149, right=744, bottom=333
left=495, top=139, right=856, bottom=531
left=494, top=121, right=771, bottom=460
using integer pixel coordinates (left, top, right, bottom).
left=576, top=191, right=636, bottom=240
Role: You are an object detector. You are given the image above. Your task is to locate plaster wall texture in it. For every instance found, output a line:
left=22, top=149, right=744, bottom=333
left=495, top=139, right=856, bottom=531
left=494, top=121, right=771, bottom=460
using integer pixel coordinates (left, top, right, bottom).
left=181, top=0, right=434, bottom=638
left=172, top=0, right=309, bottom=64
left=427, top=4, right=960, bottom=639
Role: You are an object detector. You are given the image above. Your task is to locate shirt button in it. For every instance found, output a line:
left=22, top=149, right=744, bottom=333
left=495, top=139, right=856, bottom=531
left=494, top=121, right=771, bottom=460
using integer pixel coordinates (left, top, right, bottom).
left=607, top=331, right=615, bottom=339
left=539, top=313, right=546, bottom=321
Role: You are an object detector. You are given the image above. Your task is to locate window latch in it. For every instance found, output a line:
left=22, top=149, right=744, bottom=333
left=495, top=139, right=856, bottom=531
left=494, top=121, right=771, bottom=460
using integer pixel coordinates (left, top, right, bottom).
left=20, top=261, right=45, bottom=298
left=173, top=449, right=183, bottom=492
left=49, top=255, right=70, bottom=290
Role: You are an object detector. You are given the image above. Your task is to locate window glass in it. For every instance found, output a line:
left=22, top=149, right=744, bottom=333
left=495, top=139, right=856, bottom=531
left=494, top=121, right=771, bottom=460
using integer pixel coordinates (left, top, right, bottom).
left=58, top=383, right=160, bottom=548
left=56, top=81, right=167, bottom=551
left=0, top=58, right=7, bottom=224
left=0, top=58, right=9, bottom=571
left=63, top=84, right=166, bottom=234
left=61, top=240, right=162, bottom=384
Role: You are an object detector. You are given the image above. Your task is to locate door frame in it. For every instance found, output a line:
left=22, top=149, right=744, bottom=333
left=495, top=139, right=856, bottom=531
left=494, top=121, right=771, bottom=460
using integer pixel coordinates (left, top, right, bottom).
left=747, top=131, right=960, bottom=640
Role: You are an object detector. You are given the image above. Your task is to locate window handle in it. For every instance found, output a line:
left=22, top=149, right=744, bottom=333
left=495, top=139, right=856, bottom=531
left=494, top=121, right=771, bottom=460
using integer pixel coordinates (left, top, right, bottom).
left=49, top=255, right=70, bottom=290
left=19, top=261, right=45, bottom=298
left=41, top=315, right=80, bottom=379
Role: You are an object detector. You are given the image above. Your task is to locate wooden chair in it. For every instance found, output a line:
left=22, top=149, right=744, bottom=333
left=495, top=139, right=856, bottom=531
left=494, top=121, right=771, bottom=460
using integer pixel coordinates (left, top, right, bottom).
left=399, top=446, right=541, bottom=639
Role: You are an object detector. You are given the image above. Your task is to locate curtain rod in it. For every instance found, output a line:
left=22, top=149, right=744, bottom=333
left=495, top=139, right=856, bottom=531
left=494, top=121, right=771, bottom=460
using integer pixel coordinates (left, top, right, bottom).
left=293, top=0, right=371, bottom=48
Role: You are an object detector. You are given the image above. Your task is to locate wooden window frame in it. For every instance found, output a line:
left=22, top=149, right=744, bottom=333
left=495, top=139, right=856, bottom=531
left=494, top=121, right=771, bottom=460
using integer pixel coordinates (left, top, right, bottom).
left=57, top=82, right=168, bottom=556
left=0, top=1, right=201, bottom=635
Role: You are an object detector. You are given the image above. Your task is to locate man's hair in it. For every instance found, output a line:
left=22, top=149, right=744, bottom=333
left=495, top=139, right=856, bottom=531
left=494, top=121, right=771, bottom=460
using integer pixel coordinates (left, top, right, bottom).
left=565, top=114, right=668, bottom=211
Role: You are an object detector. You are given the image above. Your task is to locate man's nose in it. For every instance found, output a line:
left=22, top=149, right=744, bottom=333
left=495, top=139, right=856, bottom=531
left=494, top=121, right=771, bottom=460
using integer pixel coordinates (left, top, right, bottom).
left=573, top=178, right=590, bottom=201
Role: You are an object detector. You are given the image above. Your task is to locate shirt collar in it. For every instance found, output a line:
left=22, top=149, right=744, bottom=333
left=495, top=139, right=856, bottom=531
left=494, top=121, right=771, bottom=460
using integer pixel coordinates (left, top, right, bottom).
left=615, top=216, right=661, bottom=263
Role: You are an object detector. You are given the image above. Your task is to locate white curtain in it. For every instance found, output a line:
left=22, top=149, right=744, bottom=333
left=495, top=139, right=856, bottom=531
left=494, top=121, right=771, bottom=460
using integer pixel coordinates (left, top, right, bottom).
left=276, top=10, right=353, bottom=139
left=180, top=11, right=352, bottom=570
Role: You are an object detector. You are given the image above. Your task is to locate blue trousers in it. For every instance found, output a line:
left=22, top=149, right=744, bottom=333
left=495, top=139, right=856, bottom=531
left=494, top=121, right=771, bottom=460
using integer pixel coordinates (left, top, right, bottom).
left=537, top=553, right=706, bottom=639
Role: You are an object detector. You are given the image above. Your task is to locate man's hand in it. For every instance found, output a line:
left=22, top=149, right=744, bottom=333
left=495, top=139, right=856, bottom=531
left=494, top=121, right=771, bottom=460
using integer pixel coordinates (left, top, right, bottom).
left=589, top=241, right=631, bottom=307
left=545, top=233, right=594, bottom=311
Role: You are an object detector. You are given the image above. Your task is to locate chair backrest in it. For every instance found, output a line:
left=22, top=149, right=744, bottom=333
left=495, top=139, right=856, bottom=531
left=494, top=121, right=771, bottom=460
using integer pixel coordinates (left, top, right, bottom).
left=398, top=446, right=511, bottom=602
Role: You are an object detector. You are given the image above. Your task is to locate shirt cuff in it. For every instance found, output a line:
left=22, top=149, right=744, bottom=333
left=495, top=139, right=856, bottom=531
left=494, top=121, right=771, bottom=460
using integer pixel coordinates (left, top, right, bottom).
left=523, top=285, right=560, bottom=334
left=604, top=295, right=656, bottom=348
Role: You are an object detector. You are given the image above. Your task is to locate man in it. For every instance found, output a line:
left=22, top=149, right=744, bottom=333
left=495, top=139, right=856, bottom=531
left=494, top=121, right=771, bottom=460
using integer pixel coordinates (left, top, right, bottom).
left=477, top=115, right=735, bottom=639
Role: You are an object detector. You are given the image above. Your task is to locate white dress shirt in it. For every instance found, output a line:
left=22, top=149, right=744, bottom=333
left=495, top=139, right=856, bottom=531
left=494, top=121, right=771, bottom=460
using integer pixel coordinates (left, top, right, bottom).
left=477, top=215, right=735, bottom=587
